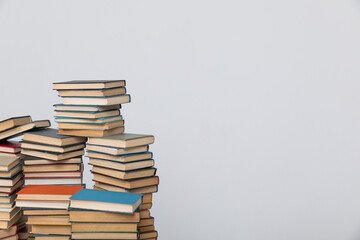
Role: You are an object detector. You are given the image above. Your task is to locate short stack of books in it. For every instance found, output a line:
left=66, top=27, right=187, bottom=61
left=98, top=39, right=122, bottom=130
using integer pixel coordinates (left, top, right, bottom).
left=69, top=189, right=142, bottom=240
left=87, top=133, right=158, bottom=239
left=21, top=128, right=87, bottom=186
left=16, top=185, right=84, bottom=240
left=53, top=80, right=130, bottom=137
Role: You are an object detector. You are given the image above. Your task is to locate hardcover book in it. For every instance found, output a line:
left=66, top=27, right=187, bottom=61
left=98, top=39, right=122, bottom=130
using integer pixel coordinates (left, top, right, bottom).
left=88, top=133, right=154, bottom=148
left=53, top=80, right=126, bottom=90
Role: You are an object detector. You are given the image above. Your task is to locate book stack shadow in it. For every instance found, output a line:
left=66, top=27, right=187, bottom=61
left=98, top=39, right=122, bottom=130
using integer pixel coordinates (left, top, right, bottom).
left=53, top=80, right=130, bottom=137
left=21, top=128, right=87, bottom=186
left=69, top=189, right=142, bottom=240
left=87, top=133, right=158, bottom=239
left=16, top=185, right=84, bottom=240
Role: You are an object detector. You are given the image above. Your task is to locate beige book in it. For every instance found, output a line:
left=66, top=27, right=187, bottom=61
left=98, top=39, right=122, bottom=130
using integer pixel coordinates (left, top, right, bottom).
left=138, top=217, right=154, bottom=227
left=58, top=120, right=124, bottom=130
left=93, top=182, right=158, bottom=194
left=54, top=104, right=120, bottom=112
left=93, top=174, right=158, bottom=189
left=89, top=158, right=154, bottom=171
left=24, top=164, right=80, bottom=173
left=27, top=215, right=70, bottom=225
left=0, top=173, right=22, bottom=186
left=24, top=157, right=81, bottom=165
left=91, top=166, right=156, bottom=180
left=139, top=231, right=158, bottom=239
left=0, top=116, right=32, bottom=132
left=88, top=133, right=154, bottom=148
left=21, top=142, right=85, bottom=153
left=87, top=151, right=151, bottom=163
left=71, top=222, right=137, bottom=232
left=23, top=128, right=86, bottom=146
left=0, top=210, right=21, bottom=228
left=53, top=80, right=126, bottom=90
left=23, top=209, right=68, bottom=216
left=0, top=120, right=50, bottom=141
left=138, top=225, right=155, bottom=233
left=86, top=144, right=147, bottom=155
left=59, top=127, right=124, bottom=137
left=69, top=210, right=139, bottom=223
left=62, top=95, right=130, bottom=106
left=71, top=232, right=137, bottom=239
left=58, top=87, right=126, bottom=97
left=31, top=224, right=71, bottom=235
left=0, top=164, right=22, bottom=178
left=56, top=115, right=122, bottom=124
left=21, top=149, right=84, bottom=161
left=55, top=110, right=120, bottom=119
left=0, top=156, right=21, bottom=171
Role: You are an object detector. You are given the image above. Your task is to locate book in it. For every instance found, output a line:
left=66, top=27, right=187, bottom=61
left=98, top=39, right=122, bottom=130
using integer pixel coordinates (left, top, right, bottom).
left=17, top=185, right=84, bottom=201
left=0, top=224, right=17, bottom=239
left=0, top=116, right=32, bottom=132
left=27, top=216, right=70, bottom=225
left=53, top=80, right=126, bottom=90
left=21, top=149, right=84, bottom=161
left=0, top=193, right=17, bottom=203
left=57, top=87, right=126, bottom=97
left=0, top=164, right=22, bottom=178
left=24, top=157, right=81, bottom=165
left=0, top=156, right=21, bottom=171
left=0, top=142, right=21, bottom=154
left=140, top=210, right=150, bottom=219
left=0, top=120, right=50, bottom=141
left=138, top=225, right=155, bottom=233
left=93, top=182, right=158, bottom=194
left=0, top=179, right=23, bottom=194
left=57, top=120, right=124, bottom=130
left=88, top=133, right=154, bottom=148
left=69, top=210, right=139, bottom=223
left=23, top=164, right=81, bottom=173
left=0, top=173, right=23, bottom=186
left=86, top=144, right=148, bottom=156
left=55, top=110, right=120, bottom=119
left=54, top=104, right=121, bottom=112
left=71, top=222, right=137, bottom=232
left=55, top=115, right=122, bottom=124
left=24, top=178, right=82, bottom=185
left=89, top=158, right=154, bottom=171
left=23, top=128, right=86, bottom=146
left=87, top=152, right=152, bottom=163
left=59, top=127, right=124, bottom=137
left=69, top=189, right=142, bottom=214
left=31, top=224, right=71, bottom=235
left=138, top=217, right=154, bottom=227
left=0, top=210, right=21, bottom=228
left=16, top=200, right=71, bottom=209
left=33, top=236, right=69, bottom=240
left=25, top=171, right=82, bottom=178
left=91, top=166, right=156, bottom=180
left=0, top=207, right=20, bottom=220
left=71, top=232, right=137, bottom=239
left=92, top=174, right=159, bottom=189
left=23, top=209, right=68, bottom=216
left=139, top=231, right=158, bottom=239
left=21, top=141, right=85, bottom=153
left=62, top=95, right=130, bottom=106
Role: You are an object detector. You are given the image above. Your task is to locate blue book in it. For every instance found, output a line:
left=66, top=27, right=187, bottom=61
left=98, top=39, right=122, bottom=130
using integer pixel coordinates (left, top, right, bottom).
left=69, top=189, right=142, bottom=214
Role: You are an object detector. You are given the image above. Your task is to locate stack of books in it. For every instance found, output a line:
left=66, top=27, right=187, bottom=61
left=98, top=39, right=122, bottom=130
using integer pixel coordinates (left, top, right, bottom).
left=21, top=128, right=87, bottom=186
left=87, top=133, right=158, bottom=239
left=53, top=80, right=130, bottom=137
left=69, top=189, right=142, bottom=240
left=16, top=185, right=84, bottom=240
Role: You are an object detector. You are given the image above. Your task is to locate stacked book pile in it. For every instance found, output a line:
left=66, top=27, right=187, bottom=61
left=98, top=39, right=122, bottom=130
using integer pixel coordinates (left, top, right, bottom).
left=21, top=128, right=87, bottom=186
left=87, top=133, right=158, bottom=239
left=69, top=189, right=142, bottom=240
left=16, top=185, right=84, bottom=240
left=53, top=80, right=130, bottom=137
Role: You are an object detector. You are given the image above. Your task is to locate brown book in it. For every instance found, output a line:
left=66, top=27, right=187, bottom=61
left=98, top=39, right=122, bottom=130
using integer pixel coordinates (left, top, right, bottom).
left=69, top=210, right=139, bottom=223
left=59, top=127, right=124, bottom=137
left=140, top=210, right=150, bottom=219
left=139, top=203, right=152, bottom=210
left=138, top=217, right=154, bottom=227
left=89, top=158, right=154, bottom=171
left=71, top=222, right=137, bottom=232
left=71, top=232, right=137, bottom=239
left=0, top=210, right=21, bottom=228
left=0, top=120, right=50, bottom=141
left=93, top=174, right=159, bottom=189
left=27, top=215, right=70, bottom=225
left=139, top=231, right=158, bottom=239
left=138, top=225, right=155, bottom=233
left=0, top=203, right=14, bottom=209
left=87, top=152, right=151, bottom=163
left=23, top=128, right=86, bottom=146
left=55, top=110, right=120, bottom=119
left=86, top=144, right=148, bottom=156
left=58, top=120, right=124, bottom=130
left=24, top=157, right=81, bottom=165
left=21, top=149, right=84, bottom=161
left=142, top=194, right=152, bottom=204
left=93, top=182, right=158, bottom=194
left=21, top=141, right=85, bottom=153
left=31, top=224, right=71, bottom=235
left=0, top=207, right=20, bottom=220
left=53, top=80, right=126, bottom=90
left=88, top=133, right=154, bottom=148
left=23, top=209, right=68, bottom=216
left=57, top=87, right=126, bottom=97
left=0, top=224, right=17, bottom=239
left=0, top=193, right=16, bottom=203
left=54, top=104, right=121, bottom=112
left=91, top=166, right=156, bottom=180
left=24, top=164, right=81, bottom=173
left=0, top=116, right=32, bottom=132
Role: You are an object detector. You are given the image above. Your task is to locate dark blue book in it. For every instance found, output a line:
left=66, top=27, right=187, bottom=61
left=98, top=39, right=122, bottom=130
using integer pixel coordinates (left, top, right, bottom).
left=69, top=189, right=142, bottom=214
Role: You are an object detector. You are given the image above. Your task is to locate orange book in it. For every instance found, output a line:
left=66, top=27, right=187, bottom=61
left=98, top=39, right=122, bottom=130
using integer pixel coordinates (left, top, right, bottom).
left=17, top=185, right=84, bottom=195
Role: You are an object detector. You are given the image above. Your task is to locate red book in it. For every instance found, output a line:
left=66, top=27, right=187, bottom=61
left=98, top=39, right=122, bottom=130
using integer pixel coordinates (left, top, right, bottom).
left=0, top=142, right=20, bottom=154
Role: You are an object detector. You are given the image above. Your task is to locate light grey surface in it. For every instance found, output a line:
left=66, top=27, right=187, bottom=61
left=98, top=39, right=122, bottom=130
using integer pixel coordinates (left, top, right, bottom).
left=1, top=1, right=360, bottom=239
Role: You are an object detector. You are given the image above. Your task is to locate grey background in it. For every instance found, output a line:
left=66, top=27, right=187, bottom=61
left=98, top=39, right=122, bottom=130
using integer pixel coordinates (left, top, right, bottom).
left=1, top=0, right=360, bottom=239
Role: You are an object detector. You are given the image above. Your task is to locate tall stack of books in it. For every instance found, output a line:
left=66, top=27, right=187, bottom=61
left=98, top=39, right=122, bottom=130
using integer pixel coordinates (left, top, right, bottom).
left=21, top=128, right=87, bottom=186
left=53, top=80, right=130, bottom=137
left=87, top=133, right=158, bottom=239
left=69, top=189, right=142, bottom=240
left=16, top=185, right=84, bottom=240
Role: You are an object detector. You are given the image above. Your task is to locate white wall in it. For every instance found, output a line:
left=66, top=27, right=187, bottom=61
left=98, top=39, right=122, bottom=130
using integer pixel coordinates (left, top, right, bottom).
left=2, top=1, right=360, bottom=239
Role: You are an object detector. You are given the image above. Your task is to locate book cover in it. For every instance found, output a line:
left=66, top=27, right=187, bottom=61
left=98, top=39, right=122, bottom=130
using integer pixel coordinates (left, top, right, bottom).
left=69, top=189, right=142, bottom=205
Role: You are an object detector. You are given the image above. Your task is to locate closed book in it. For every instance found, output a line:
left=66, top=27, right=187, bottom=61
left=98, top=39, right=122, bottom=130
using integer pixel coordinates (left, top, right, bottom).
left=0, top=172, right=23, bottom=186
left=88, top=133, right=154, bottom=148
left=0, top=116, right=32, bottom=132
left=89, top=158, right=154, bottom=171
left=0, top=193, right=17, bottom=203
left=0, top=120, right=50, bottom=141
left=92, top=174, right=159, bottom=189
left=27, top=216, right=70, bottom=226
left=25, top=171, right=82, bottom=178
left=23, top=129, right=86, bottom=146
left=0, top=224, right=17, bottom=239
left=138, top=217, right=154, bottom=227
left=0, top=141, right=21, bottom=154
left=71, top=232, right=137, bottom=239
left=139, top=203, right=152, bottom=211
left=21, top=141, right=85, bottom=153
left=62, top=94, right=130, bottom=106
left=0, top=203, right=15, bottom=209
left=55, top=110, right=120, bottom=119
left=24, top=178, right=82, bottom=186
left=0, top=207, right=20, bottom=220
left=54, top=104, right=121, bottom=112
left=93, top=182, right=158, bottom=195
left=17, top=185, right=84, bottom=201
left=23, top=209, right=68, bottom=216
left=69, top=210, right=139, bottom=223
left=59, top=127, right=124, bottom=137
left=87, top=152, right=152, bottom=163
left=33, top=236, right=69, bottom=240
left=58, top=87, right=126, bottom=97
left=0, top=179, right=24, bottom=193
left=21, top=149, right=84, bottom=161
left=0, top=210, right=21, bottom=229
left=0, top=157, right=21, bottom=171
left=138, top=225, right=155, bottom=233
left=71, top=222, right=137, bottom=233
left=31, top=225, right=71, bottom=235
left=58, top=120, right=124, bottom=130
left=53, top=80, right=126, bottom=90
left=140, top=210, right=150, bottom=219
left=86, top=144, right=148, bottom=156
left=139, top=231, right=157, bottom=239
left=24, top=164, right=81, bottom=173
left=69, top=189, right=142, bottom=214
left=0, top=164, right=22, bottom=178
left=24, top=157, right=82, bottom=165
left=91, top=166, right=156, bottom=180
left=16, top=200, right=71, bottom=209
left=55, top=115, right=122, bottom=124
